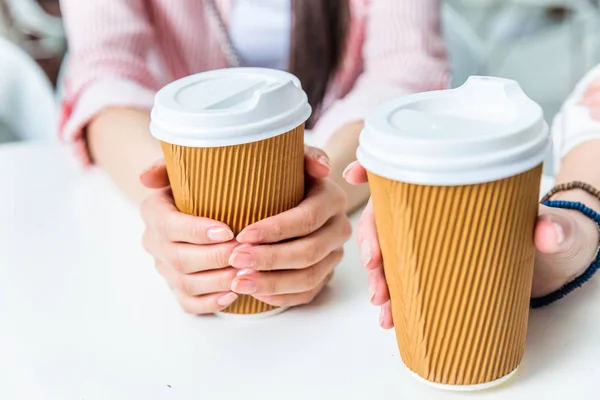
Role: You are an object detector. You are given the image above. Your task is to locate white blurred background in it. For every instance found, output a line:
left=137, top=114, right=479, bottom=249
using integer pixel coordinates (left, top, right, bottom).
left=0, top=0, right=599, bottom=145
left=447, top=0, right=600, bottom=121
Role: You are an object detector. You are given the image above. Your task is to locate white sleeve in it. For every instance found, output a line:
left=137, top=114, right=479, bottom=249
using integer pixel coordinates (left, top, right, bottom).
left=552, top=64, right=600, bottom=174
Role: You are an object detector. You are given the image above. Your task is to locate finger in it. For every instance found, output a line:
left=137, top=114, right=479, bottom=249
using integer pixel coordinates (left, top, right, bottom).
left=252, top=272, right=333, bottom=307
left=140, top=159, right=170, bottom=189
left=368, top=266, right=390, bottom=306
left=230, top=215, right=351, bottom=271
left=532, top=205, right=599, bottom=297
left=357, top=199, right=383, bottom=271
left=237, top=179, right=347, bottom=244
left=579, top=92, right=600, bottom=107
left=343, top=160, right=368, bottom=185
left=584, top=79, right=600, bottom=97
left=230, top=249, right=342, bottom=296
left=155, top=241, right=239, bottom=274
left=589, top=107, right=600, bottom=121
left=156, top=261, right=238, bottom=296
left=304, top=145, right=331, bottom=179
left=176, top=291, right=239, bottom=315
left=141, top=190, right=234, bottom=244
left=380, top=301, right=394, bottom=329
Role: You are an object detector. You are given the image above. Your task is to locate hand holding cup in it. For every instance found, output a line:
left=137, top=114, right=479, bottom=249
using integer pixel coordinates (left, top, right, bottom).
left=139, top=145, right=351, bottom=315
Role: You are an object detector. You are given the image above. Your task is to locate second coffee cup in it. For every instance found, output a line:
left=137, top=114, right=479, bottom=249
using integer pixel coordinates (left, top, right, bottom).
left=358, top=76, right=552, bottom=390
left=150, top=68, right=311, bottom=318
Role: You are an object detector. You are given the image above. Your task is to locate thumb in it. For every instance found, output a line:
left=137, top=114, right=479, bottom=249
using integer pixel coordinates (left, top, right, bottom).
left=343, top=160, right=368, bottom=185
left=139, top=159, right=170, bottom=189
left=532, top=206, right=599, bottom=297
left=304, top=145, right=331, bottom=179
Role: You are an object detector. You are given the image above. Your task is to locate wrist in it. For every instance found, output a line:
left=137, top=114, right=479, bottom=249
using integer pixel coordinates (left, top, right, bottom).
left=550, top=189, right=600, bottom=213
left=531, top=199, right=600, bottom=307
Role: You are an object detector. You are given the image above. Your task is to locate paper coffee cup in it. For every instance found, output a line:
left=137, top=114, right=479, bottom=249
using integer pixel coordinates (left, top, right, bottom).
left=358, top=77, right=551, bottom=389
left=150, top=68, right=311, bottom=318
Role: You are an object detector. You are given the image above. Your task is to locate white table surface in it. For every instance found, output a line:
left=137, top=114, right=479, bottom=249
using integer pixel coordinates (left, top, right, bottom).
left=1, top=142, right=599, bottom=400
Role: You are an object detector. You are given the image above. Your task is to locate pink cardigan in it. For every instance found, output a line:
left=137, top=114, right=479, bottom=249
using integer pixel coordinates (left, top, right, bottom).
left=59, top=0, right=449, bottom=164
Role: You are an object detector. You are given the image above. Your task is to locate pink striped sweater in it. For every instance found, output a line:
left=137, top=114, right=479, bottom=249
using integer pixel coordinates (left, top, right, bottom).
left=59, top=0, right=450, bottom=164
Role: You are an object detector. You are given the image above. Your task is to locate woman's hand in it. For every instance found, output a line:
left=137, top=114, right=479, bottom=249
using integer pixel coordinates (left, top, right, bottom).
left=580, top=78, right=600, bottom=120
left=139, top=146, right=351, bottom=314
left=344, top=161, right=600, bottom=329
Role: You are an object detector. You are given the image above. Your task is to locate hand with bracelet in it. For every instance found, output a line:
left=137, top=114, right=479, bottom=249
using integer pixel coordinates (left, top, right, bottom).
left=343, top=78, right=600, bottom=328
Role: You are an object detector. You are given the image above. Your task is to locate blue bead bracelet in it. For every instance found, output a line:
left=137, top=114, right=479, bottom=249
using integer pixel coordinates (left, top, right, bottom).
left=530, top=201, right=600, bottom=308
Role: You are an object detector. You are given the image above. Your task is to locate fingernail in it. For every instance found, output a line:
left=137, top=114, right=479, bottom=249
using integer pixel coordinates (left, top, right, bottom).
left=236, top=268, right=254, bottom=277
left=207, top=227, right=234, bottom=242
left=229, top=251, right=256, bottom=268
left=361, top=241, right=372, bottom=267
left=237, top=229, right=267, bottom=243
left=141, top=159, right=164, bottom=174
left=553, top=222, right=566, bottom=245
left=231, top=278, right=257, bottom=294
left=316, top=155, right=330, bottom=169
left=379, top=307, right=385, bottom=326
left=369, top=281, right=377, bottom=303
left=342, top=161, right=357, bottom=179
left=253, top=295, right=273, bottom=302
left=217, top=292, right=238, bottom=307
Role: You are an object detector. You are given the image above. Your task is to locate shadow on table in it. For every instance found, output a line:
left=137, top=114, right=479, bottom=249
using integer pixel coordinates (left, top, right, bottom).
left=427, top=279, right=600, bottom=397
left=517, top=277, right=600, bottom=384
left=299, top=257, right=366, bottom=313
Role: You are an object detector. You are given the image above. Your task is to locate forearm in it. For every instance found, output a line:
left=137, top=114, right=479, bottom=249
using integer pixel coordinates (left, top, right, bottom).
left=88, top=108, right=161, bottom=204
left=554, top=140, right=600, bottom=211
left=324, top=121, right=370, bottom=214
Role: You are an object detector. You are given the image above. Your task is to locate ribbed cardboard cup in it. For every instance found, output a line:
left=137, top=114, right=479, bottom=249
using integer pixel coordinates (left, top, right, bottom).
left=369, top=165, right=542, bottom=387
left=150, top=68, right=312, bottom=318
left=160, top=125, right=305, bottom=315
left=358, top=77, right=552, bottom=389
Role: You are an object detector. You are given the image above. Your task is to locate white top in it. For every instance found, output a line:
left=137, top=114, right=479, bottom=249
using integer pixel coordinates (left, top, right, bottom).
left=229, top=0, right=291, bottom=71
left=552, top=64, right=600, bottom=174
left=357, top=76, right=552, bottom=186
left=4, top=142, right=598, bottom=400
left=150, top=68, right=311, bottom=147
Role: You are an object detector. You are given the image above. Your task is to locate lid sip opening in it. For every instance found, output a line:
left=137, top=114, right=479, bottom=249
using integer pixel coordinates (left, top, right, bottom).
left=357, top=76, right=552, bottom=186
left=150, top=68, right=312, bottom=148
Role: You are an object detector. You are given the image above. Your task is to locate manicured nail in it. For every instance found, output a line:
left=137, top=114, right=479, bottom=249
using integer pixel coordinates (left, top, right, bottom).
left=207, top=227, right=234, bottom=242
left=316, top=155, right=330, bottom=169
left=342, top=161, right=357, bottom=179
left=237, top=229, right=267, bottom=243
left=236, top=269, right=254, bottom=277
left=231, top=278, right=257, bottom=294
left=217, top=292, right=238, bottom=307
left=379, top=307, right=385, bottom=327
left=253, top=295, right=273, bottom=302
left=361, top=241, right=372, bottom=267
left=229, top=251, right=256, bottom=268
left=141, top=159, right=164, bottom=174
left=369, top=281, right=377, bottom=303
left=553, top=222, right=565, bottom=245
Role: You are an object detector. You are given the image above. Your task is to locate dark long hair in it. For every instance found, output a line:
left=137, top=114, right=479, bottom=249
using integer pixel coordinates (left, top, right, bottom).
left=290, top=0, right=349, bottom=126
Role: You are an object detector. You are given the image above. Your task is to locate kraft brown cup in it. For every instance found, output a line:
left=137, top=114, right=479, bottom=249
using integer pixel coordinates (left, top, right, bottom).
left=161, top=125, right=305, bottom=315
left=367, top=165, right=543, bottom=387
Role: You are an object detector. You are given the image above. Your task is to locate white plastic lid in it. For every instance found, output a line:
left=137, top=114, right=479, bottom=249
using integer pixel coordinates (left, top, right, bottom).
left=357, top=76, right=552, bottom=186
left=150, top=68, right=311, bottom=147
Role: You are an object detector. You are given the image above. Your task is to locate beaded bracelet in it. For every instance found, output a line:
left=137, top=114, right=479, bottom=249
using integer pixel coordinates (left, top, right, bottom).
left=541, top=181, right=600, bottom=203
left=530, top=201, right=600, bottom=308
